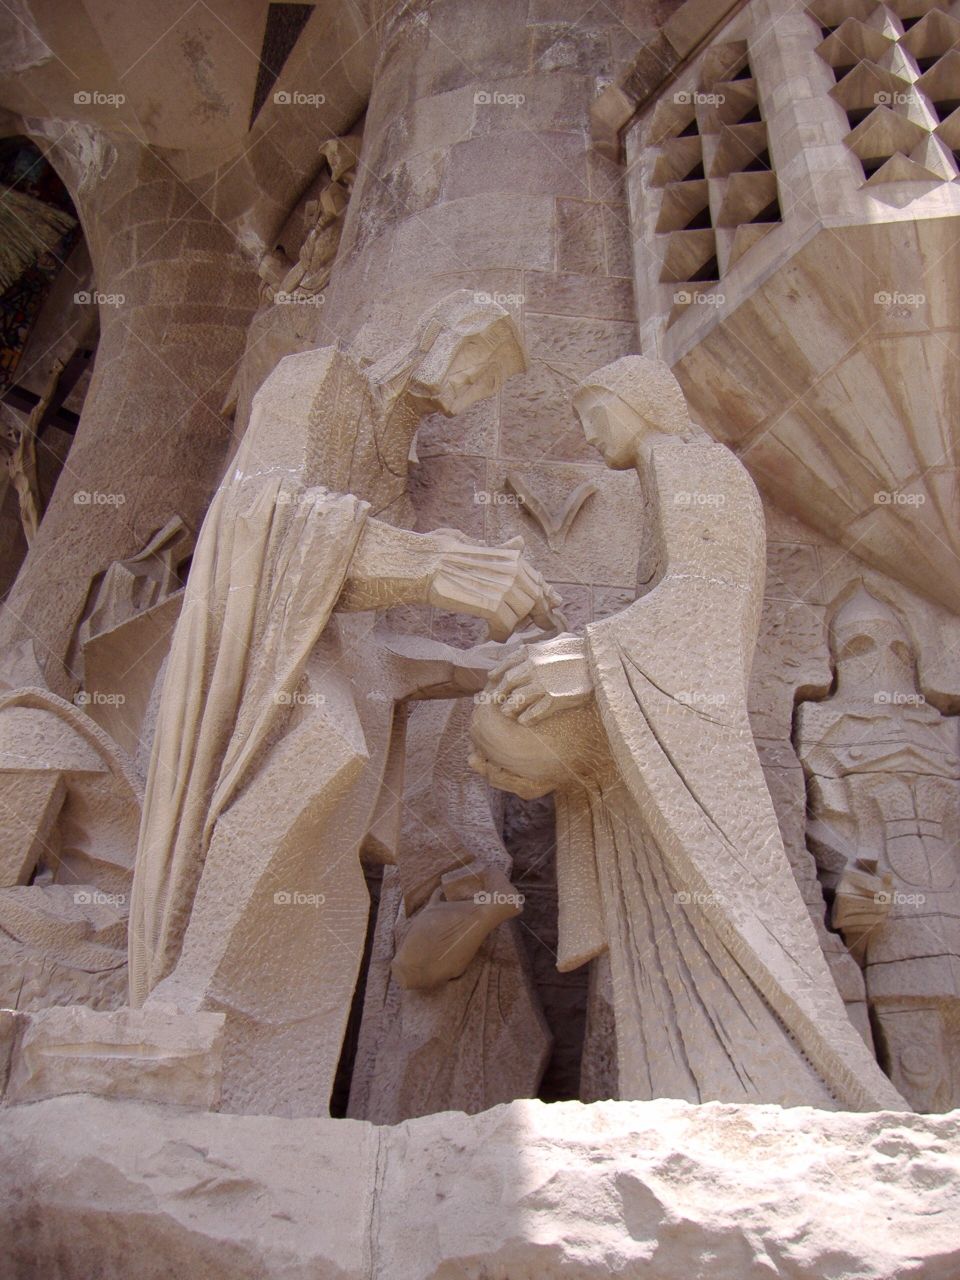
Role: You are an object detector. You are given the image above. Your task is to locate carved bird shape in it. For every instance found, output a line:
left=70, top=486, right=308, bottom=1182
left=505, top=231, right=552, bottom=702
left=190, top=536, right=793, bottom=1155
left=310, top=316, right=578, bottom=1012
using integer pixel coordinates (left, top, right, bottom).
left=505, top=473, right=598, bottom=552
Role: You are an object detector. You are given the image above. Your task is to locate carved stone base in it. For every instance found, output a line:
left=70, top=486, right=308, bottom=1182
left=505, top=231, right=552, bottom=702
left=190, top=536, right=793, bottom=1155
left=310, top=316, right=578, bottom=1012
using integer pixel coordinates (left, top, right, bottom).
left=1, top=1094, right=956, bottom=1279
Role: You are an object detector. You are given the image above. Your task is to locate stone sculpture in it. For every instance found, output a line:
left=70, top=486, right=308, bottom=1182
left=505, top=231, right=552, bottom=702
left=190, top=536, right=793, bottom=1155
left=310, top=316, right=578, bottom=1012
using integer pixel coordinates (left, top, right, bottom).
left=0, top=357, right=62, bottom=545
left=347, top=696, right=552, bottom=1124
left=469, top=355, right=907, bottom=1113
left=75, top=515, right=192, bottom=652
left=72, top=517, right=193, bottom=763
left=390, top=862, right=523, bottom=990
left=128, top=292, right=562, bottom=1113
left=0, top=687, right=142, bottom=1012
left=796, top=586, right=960, bottom=1112
left=271, top=135, right=360, bottom=303
left=0, top=518, right=196, bottom=1014
left=228, top=134, right=363, bottom=435
left=504, top=472, right=598, bottom=552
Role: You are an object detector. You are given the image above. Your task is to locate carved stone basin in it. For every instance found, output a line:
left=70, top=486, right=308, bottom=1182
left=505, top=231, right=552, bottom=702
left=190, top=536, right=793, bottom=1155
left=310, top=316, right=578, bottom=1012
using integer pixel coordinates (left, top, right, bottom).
left=468, top=697, right=607, bottom=800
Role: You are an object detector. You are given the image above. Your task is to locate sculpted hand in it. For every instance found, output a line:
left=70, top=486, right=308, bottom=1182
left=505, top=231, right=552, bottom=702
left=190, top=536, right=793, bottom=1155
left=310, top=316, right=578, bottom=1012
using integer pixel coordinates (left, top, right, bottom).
left=485, top=632, right=593, bottom=724
left=429, top=535, right=565, bottom=641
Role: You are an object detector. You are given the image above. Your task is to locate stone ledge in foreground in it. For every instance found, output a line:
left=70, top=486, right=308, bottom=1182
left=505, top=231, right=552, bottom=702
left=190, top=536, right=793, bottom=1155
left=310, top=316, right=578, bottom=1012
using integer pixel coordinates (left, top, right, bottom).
left=1, top=1093, right=958, bottom=1279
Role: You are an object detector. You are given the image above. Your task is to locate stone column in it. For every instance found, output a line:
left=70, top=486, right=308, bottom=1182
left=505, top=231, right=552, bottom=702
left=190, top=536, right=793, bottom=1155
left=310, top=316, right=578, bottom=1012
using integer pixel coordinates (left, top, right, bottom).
left=0, top=133, right=258, bottom=694
left=317, top=0, right=666, bottom=1112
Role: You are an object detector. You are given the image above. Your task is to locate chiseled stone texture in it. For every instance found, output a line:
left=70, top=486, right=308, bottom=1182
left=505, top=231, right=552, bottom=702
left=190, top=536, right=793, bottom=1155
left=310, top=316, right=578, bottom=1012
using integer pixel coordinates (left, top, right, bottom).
left=2, top=1094, right=958, bottom=1279
left=5, top=1004, right=224, bottom=1110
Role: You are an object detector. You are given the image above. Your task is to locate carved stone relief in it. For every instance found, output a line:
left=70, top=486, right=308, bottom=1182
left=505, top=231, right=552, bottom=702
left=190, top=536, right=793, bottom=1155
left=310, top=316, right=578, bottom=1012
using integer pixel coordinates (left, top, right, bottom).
left=797, top=585, right=960, bottom=1112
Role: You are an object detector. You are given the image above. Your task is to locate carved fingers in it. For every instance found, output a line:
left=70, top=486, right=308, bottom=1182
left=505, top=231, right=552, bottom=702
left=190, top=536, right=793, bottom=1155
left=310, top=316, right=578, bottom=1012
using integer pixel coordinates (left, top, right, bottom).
left=429, top=535, right=564, bottom=640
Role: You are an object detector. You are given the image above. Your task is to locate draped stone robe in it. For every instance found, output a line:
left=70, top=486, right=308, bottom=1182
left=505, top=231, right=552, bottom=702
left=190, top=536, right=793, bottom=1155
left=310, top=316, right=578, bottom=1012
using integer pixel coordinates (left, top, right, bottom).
left=128, top=347, right=408, bottom=1007
left=553, top=440, right=907, bottom=1112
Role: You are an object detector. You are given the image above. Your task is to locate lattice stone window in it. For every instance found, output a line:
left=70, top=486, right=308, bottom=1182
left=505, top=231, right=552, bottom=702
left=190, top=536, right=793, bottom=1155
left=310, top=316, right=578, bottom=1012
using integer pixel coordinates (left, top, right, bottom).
left=809, top=0, right=960, bottom=182
left=648, top=40, right=782, bottom=324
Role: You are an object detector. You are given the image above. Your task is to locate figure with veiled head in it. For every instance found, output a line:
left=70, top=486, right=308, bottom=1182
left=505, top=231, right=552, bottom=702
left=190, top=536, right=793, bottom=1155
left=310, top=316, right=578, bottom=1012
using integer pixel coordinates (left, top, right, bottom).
left=470, top=355, right=907, bottom=1113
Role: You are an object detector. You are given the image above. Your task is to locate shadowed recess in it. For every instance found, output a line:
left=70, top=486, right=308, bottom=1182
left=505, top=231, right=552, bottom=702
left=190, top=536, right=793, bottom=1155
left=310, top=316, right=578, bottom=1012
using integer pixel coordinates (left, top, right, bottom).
left=250, top=2, right=315, bottom=127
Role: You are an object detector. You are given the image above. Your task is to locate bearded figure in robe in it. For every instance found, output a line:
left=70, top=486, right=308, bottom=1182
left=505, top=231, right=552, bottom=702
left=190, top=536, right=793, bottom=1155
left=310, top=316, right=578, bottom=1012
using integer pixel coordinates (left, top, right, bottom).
left=470, top=355, right=908, bottom=1113
left=128, top=292, right=561, bottom=1113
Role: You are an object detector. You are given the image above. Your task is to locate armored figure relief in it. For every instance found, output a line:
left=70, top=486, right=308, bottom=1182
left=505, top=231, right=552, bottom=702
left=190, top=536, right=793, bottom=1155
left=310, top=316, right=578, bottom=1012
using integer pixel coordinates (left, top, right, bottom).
left=797, top=587, right=960, bottom=1112
left=469, top=355, right=906, bottom=1113
left=227, top=135, right=363, bottom=436
left=128, top=292, right=562, bottom=1112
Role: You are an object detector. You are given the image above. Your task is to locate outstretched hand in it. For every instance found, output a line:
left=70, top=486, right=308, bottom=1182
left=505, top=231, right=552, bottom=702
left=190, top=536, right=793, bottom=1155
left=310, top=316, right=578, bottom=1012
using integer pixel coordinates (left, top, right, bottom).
left=429, top=534, right=565, bottom=640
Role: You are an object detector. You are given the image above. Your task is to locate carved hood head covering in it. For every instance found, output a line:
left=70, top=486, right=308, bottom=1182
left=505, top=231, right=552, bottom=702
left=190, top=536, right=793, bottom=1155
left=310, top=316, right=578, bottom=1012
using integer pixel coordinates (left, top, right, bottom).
left=573, top=355, right=693, bottom=439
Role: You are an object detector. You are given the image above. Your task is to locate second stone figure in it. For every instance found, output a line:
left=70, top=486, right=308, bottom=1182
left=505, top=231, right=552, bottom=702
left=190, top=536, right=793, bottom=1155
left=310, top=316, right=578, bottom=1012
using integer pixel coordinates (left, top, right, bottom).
left=470, top=355, right=908, bottom=1115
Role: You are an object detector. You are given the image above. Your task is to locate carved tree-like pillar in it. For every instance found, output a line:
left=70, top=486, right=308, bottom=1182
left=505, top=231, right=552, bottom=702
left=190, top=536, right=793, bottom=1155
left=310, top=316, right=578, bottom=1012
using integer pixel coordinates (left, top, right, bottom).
left=0, top=132, right=257, bottom=694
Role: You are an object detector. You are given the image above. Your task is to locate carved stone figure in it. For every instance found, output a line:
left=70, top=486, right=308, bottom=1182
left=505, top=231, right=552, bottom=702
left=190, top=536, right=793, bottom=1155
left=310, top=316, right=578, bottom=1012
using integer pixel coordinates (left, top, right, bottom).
left=391, top=862, right=522, bottom=989
left=796, top=586, right=960, bottom=1112
left=469, top=355, right=906, bottom=1113
left=128, top=293, right=562, bottom=1113
left=0, top=517, right=197, bottom=1014
left=348, top=697, right=551, bottom=1123
left=71, top=518, right=193, bottom=763
left=0, top=357, right=63, bottom=545
left=228, top=135, right=363, bottom=434
left=273, top=135, right=360, bottom=303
